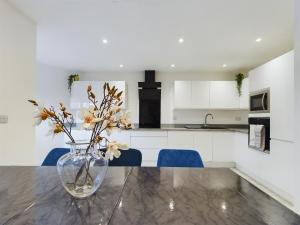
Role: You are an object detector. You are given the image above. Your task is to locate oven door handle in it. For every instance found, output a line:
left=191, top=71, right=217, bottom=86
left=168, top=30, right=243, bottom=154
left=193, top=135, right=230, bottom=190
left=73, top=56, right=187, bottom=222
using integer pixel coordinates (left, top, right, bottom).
left=261, top=93, right=266, bottom=110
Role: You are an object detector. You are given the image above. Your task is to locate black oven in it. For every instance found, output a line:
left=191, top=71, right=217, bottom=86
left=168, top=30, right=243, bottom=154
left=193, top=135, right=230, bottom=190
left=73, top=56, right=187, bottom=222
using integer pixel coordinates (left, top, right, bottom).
left=248, top=117, right=270, bottom=153
left=250, top=88, right=270, bottom=113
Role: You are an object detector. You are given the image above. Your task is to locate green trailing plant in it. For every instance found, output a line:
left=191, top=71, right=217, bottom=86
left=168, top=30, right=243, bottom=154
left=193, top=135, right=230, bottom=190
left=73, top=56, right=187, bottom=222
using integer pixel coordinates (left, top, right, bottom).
left=235, top=73, right=245, bottom=96
left=68, top=74, right=80, bottom=93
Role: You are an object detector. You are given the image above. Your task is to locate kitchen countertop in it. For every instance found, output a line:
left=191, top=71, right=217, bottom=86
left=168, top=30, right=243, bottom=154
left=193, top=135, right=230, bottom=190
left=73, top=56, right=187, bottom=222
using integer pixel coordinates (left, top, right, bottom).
left=68, top=123, right=249, bottom=134
left=132, top=124, right=249, bottom=134
left=1, top=167, right=299, bottom=225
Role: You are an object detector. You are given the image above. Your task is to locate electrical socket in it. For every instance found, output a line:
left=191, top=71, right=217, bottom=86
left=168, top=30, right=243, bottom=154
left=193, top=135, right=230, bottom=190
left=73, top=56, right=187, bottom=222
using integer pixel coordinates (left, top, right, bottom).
left=0, top=115, right=8, bottom=124
left=235, top=116, right=242, bottom=121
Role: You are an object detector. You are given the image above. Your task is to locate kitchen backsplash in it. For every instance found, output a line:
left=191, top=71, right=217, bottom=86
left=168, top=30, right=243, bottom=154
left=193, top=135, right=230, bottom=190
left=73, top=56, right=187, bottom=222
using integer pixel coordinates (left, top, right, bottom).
left=173, top=109, right=248, bottom=124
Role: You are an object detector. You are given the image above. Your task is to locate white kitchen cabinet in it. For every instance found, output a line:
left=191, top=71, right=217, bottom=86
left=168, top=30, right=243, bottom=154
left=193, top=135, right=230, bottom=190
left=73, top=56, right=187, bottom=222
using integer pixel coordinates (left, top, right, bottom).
left=130, top=131, right=168, bottom=167
left=194, top=132, right=213, bottom=162
left=249, top=51, right=294, bottom=141
left=174, top=81, right=192, bottom=108
left=210, top=81, right=240, bottom=109
left=168, top=131, right=213, bottom=162
left=239, top=78, right=249, bottom=109
left=174, top=81, right=210, bottom=109
left=191, top=81, right=210, bottom=108
left=269, top=52, right=294, bottom=142
left=168, top=131, right=194, bottom=149
left=212, top=132, right=235, bottom=162
left=174, top=80, right=246, bottom=110
left=131, top=136, right=168, bottom=149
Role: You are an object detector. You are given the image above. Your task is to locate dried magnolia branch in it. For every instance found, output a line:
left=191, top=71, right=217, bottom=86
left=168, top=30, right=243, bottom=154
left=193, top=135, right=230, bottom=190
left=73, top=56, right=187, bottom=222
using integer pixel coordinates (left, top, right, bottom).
left=28, top=82, right=133, bottom=161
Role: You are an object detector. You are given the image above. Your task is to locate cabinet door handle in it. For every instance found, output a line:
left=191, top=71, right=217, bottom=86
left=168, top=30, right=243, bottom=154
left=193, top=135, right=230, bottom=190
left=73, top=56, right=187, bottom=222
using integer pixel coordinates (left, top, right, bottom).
left=262, top=93, right=266, bottom=110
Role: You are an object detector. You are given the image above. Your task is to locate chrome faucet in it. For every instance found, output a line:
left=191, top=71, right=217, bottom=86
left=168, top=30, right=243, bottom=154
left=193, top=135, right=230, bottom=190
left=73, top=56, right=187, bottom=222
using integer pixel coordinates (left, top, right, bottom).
left=204, top=113, right=214, bottom=126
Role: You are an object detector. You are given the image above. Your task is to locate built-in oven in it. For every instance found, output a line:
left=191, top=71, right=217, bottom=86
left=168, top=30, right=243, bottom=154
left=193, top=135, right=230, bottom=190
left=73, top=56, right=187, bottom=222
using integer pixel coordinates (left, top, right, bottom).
left=248, top=117, right=270, bottom=153
left=250, top=88, right=270, bottom=113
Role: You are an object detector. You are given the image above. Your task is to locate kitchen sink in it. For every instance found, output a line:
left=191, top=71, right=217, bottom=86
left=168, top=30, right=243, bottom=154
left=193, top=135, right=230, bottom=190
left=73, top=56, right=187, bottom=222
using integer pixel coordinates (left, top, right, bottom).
left=184, top=124, right=227, bottom=130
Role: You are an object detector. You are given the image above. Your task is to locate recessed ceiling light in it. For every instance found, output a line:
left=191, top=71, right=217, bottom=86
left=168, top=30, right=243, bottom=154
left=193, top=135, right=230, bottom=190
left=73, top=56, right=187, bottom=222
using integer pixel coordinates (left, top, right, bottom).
left=119, top=64, right=124, bottom=68
left=178, top=38, right=184, bottom=43
left=102, top=39, right=108, bottom=44
left=255, top=38, right=262, bottom=43
left=222, top=64, right=227, bottom=68
left=171, top=64, right=175, bottom=68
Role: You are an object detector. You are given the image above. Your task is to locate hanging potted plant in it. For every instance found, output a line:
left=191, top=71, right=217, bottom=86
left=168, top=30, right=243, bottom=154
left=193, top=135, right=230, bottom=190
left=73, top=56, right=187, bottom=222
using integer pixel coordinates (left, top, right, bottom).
left=68, top=74, right=80, bottom=93
left=235, top=73, right=245, bottom=96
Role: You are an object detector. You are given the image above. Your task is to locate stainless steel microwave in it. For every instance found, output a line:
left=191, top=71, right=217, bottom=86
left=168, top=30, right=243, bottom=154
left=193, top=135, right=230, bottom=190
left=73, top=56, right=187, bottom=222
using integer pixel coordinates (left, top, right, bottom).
left=249, top=88, right=270, bottom=113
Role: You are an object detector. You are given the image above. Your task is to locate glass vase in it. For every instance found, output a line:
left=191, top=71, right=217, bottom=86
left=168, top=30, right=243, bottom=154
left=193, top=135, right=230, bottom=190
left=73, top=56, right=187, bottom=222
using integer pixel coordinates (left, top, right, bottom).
left=57, top=141, right=108, bottom=198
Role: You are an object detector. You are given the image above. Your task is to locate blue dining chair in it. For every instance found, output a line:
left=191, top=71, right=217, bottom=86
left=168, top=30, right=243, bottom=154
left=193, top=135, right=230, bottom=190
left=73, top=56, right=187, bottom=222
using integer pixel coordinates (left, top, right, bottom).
left=41, top=148, right=70, bottom=166
left=108, top=148, right=142, bottom=167
left=157, top=149, right=204, bottom=168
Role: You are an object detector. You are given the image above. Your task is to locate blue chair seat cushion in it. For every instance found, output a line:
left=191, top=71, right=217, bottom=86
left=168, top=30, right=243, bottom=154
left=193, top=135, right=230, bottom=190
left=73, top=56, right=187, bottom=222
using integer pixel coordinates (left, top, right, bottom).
left=42, top=148, right=70, bottom=166
left=157, top=149, right=204, bottom=168
left=42, top=148, right=142, bottom=167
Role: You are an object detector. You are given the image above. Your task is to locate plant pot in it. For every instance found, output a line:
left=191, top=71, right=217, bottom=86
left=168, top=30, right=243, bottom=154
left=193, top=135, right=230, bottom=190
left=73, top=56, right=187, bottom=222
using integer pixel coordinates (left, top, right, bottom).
left=57, top=141, right=108, bottom=198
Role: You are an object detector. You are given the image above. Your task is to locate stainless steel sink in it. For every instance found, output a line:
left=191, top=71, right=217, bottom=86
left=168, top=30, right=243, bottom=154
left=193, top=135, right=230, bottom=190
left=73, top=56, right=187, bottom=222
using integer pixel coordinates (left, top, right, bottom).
left=184, top=124, right=227, bottom=130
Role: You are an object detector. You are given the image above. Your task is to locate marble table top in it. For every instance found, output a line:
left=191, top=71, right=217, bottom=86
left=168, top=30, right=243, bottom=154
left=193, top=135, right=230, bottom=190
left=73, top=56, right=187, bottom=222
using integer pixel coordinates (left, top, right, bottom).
left=0, top=167, right=299, bottom=225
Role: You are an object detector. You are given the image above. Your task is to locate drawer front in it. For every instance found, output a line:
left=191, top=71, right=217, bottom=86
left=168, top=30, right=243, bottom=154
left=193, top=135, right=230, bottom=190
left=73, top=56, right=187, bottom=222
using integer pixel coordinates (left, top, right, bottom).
left=168, top=131, right=194, bottom=149
left=139, top=148, right=161, bottom=163
left=130, top=131, right=168, bottom=137
left=131, top=137, right=168, bottom=149
left=194, top=132, right=213, bottom=162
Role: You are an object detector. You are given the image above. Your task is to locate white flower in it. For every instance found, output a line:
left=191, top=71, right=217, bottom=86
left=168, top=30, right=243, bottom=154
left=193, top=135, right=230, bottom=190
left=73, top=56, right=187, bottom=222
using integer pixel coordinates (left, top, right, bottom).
left=79, top=107, right=101, bottom=130
left=46, top=122, right=63, bottom=136
left=106, top=141, right=129, bottom=161
left=102, top=115, right=118, bottom=136
left=33, top=105, right=48, bottom=126
left=118, top=111, right=133, bottom=129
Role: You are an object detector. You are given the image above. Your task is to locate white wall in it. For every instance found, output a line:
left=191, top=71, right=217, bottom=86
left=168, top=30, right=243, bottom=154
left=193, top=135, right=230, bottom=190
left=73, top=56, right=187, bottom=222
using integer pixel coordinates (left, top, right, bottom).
left=81, top=71, right=248, bottom=124
left=236, top=51, right=296, bottom=205
left=294, top=0, right=300, bottom=214
left=0, top=1, right=37, bottom=165
left=36, top=63, right=72, bottom=164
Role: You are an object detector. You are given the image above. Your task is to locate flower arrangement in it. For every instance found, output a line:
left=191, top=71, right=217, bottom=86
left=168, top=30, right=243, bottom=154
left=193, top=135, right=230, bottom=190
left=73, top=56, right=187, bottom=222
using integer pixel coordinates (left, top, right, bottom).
left=28, top=83, right=133, bottom=197
left=29, top=82, right=132, bottom=160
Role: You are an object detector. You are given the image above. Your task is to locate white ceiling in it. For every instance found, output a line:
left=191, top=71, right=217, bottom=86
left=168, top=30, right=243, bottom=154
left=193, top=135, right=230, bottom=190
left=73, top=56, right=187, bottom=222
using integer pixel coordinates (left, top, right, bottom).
left=9, top=0, right=293, bottom=73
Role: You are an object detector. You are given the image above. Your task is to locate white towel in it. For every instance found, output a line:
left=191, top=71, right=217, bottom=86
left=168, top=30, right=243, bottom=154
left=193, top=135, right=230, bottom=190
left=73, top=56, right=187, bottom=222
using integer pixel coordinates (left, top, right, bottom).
left=254, top=125, right=265, bottom=150
left=249, top=125, right=256, bottom=147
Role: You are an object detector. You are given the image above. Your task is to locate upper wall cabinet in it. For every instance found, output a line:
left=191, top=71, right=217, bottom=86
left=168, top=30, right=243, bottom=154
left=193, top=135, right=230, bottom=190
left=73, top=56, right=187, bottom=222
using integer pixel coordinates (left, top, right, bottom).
left=191, top=81, right=210, bottom=108
left=174, top=79, right=248, bottom=110
left=71, top=81, right=126, bottom=109
left=174, top=81, right=210, bottom=109
left=174, top=81, right=192, bottom=108
left=210, top=81, right=240, bottom=109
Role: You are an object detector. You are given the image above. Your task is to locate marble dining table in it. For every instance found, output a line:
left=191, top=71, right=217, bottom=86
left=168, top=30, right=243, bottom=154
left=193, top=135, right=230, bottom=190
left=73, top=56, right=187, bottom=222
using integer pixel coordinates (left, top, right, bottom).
left=0, top=167, right=300, bottom=225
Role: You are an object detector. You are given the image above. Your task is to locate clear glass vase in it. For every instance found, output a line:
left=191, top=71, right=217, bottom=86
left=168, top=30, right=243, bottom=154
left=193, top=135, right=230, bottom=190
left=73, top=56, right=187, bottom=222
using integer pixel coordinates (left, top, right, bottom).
left=57, top=141, right=108, bottom=198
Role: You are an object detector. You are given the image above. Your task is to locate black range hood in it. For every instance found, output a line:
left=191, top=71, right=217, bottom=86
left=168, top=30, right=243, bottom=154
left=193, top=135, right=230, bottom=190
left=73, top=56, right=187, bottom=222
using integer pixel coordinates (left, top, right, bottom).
left=138, top=70, right=161, bottom=128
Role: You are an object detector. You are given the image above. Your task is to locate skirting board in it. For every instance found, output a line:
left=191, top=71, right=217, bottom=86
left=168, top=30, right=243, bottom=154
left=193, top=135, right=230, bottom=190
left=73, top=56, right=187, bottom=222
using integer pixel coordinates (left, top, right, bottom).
left=231, top=167, right=299, bottom=215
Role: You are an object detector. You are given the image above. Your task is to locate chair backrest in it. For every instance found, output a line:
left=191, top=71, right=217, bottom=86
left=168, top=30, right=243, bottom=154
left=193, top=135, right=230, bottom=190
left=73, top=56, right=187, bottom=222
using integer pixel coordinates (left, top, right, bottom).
left=157, top=149, right=204, bottom=168
left=42, top=148, right=70, bottom=166
left=109, top=148, right=142, bottom=167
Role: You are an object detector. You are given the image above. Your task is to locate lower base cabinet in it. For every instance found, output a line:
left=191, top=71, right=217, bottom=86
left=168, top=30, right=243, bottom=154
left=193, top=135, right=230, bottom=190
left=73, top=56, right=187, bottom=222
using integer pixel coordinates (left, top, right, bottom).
left=65, top=130, right=237, bottom=167
left=130, top=131, right=168, bottom=167
left=212, top=132, right=235, bottom=162
left=194, top=132, right=213, bottom=162
left=168, top=131, right=213, bottom=162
